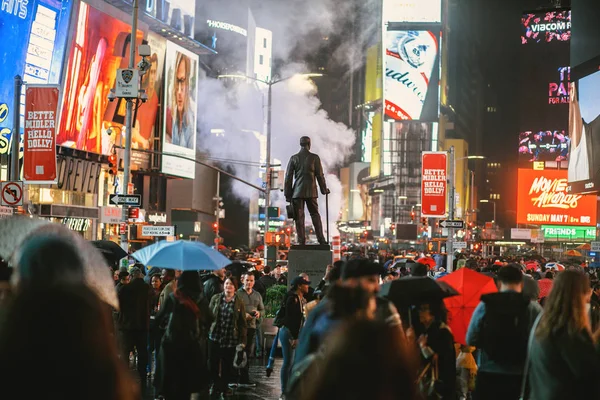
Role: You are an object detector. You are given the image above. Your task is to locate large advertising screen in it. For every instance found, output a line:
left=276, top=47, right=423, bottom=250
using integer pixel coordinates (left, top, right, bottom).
left=58, top=3, right=166, bottom=170
left=0, top=0, right=72, bottom=155
left=519, top=10, right=571, bottom=166
left=517, top=168, right=596, bottom=226
left=162, top=41, right=198, bottom=179
left=382, top=0, right=441, bottom=23
left=567, top=58, right=600, bottom=193
left=384, top=29, right=440, bottom=122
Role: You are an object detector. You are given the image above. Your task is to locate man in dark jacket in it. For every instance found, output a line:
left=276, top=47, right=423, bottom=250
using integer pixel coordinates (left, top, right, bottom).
left=259, top=266, right=277, bottom=289
left=118, top=267, right=151, bottom=381
left=204, top=268, right=225, bottom=301
left=284, top=136, right=330, bottom=245
left=466, top=263, right=542, bottom=400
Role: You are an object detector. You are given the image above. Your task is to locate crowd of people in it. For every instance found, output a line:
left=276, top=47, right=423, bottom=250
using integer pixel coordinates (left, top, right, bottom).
left=2, top=232, right=600, bottom=400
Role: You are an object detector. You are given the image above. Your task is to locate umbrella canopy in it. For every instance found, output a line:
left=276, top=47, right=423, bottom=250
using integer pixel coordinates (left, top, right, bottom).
left=577, top=243, right=591, bottom=251
left=545, top=262, right=565, bottom=271
left=0, top=217, right=118, bottom=309
left=132, top=240, right=230, bottom=271
left=538, top=278, right=553, bottom=299
left=91, top=240, right=128, bottom=266
left=380, top=276, right=460, bottom=309
left=416, top=257, right=436, bottom=269
left=565, top=249, right=582, bottom=257
left=438, top=268, right=498, bottom=345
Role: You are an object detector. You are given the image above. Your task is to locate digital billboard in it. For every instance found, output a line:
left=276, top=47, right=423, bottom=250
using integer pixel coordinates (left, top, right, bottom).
left=384, top=29, right=440, bottom=122
left=541, top=225, right=596, bottom=241
left=162, top=41, right=198, bottom=179
left=519, top=10, right=571, bottom=166
left=567, top=58, right=600, bottom=193
left=0, top=0, right=73, bottom=156
left=58, top=2, right=144, bottom=156
left=382, top=0, right=441, bottom=23
left=517, top=168, right=596, bottom=226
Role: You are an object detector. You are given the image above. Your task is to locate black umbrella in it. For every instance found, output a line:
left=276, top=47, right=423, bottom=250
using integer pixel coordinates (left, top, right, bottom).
left=224, top=262, right=249, bottom=279
left=91, top=240, right=128, bottom=266
left=380, top=276, right=460, bottom=307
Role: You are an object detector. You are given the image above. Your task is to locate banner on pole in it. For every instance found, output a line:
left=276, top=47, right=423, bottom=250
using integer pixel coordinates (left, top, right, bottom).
left=421, top=151, right=447, bottom=218
left=23, top=85, right=60, bottom=184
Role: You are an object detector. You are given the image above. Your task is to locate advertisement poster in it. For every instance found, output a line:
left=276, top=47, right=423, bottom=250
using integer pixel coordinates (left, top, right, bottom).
left=162, top=41, right=198, bottom=179
left=421, top=151, right=447, bottom=217
left=23, top=85, right=59, bottom=184
left=58, top=2, right=146, bottom=155
left=567, top=60, right=600, bottom=194
left=0, top=0, right=72, bottom=157
left=517, top=168, right=596, bottom=226
left=384, top=30, right=440, bottom=122
left=519, top=10, right=570, bottom=165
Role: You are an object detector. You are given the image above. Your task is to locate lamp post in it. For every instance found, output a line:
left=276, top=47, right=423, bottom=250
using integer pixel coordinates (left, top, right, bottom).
left=480, top=199, right=496, bottom=224
left=217, top=73, right=322, bottom=265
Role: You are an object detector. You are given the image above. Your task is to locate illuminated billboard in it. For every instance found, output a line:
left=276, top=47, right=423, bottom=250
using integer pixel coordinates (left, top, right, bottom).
left=541, top=225, right=596, bottom=241
left=517, top=168, right=596, bottom=226
left=382, top=0, right=441, bottom=23
left=58, top=3, right=144, bottom=156
left=567, top=57, right=600, bottom=193
left=519, top=10, right=571, bottom=166
left=384, top=29, right=440, bottom=122
left=522, top=10, right=571, bottom=44
left=162, top=41, right=199, bottom=179
left=0, top=0, right=73, bottom=156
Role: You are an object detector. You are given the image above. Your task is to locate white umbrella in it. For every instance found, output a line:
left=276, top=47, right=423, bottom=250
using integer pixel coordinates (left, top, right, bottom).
left=0, top=216, right=119, bottom=309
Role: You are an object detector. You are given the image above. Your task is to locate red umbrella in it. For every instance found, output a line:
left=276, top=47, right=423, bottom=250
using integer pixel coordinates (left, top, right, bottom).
left=417, top=257, right=436, bottom=269
left=538, top=278, right=553, bottom=300
left=438, top=268, right=498, bottom=345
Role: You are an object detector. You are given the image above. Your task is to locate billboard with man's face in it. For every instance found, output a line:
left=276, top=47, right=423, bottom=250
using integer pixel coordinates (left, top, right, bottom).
left=162, top=41, right=198, bottom=179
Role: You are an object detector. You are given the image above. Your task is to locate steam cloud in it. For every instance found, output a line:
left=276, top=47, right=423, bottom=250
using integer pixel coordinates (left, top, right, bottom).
left=195, top=0, right=383, bottom=238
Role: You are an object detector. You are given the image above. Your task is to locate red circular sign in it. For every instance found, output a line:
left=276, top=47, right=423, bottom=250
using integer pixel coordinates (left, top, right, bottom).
left=2, top=182, right=22, bottom=206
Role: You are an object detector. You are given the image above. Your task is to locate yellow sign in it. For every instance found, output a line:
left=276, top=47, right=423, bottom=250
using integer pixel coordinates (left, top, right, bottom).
left=370, top=113, right=381, bottom=178
left=533, top=161, right=545, bottom=170
left=364, top=44, right=382, bottom=103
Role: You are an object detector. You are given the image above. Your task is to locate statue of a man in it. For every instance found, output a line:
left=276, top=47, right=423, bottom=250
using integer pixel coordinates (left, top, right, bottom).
left=284, top=136, right=330, bottom=245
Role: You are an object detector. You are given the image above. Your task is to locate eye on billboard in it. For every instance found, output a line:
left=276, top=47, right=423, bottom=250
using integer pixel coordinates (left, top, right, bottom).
left=521, top=10, right=571, bottom=44
left=384, top=30, right=440, bottom=122
left=162, top=42, right=198, bottom=179
left=382, top=0, right=441, bottom=23
left=0, top=0, right=73, bottom=156
left=567, top=56, right=600, bottom=194
left=517, top=168, right=596, bottom=226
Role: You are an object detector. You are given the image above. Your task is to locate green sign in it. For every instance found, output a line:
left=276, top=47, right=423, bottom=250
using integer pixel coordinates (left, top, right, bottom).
left=541, top=225, right=597, bottom=241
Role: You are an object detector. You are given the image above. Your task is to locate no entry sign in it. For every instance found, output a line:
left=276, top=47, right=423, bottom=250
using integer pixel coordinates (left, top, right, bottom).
left=421, top=152, right=447, bottom=218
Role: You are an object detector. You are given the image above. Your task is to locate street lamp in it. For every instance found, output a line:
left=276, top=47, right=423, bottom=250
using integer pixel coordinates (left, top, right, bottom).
left=217, top=72, right=323, bottom=265
left=480, top=199, right=496, bottom=224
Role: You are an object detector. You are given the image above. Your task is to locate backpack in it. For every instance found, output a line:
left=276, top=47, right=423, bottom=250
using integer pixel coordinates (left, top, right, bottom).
left=273, top=293, right=289, bottom=327
left=480, top=292, right=531, bottom=366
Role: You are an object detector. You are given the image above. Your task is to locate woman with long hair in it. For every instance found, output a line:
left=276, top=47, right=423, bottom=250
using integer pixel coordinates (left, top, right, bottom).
left=528, top=270, right=600, bottom=399
left=154, top=271, right=212, bottom=400
left=0, top=285, right=138, bottom=400
left=208, top=277, right=247, bottom=397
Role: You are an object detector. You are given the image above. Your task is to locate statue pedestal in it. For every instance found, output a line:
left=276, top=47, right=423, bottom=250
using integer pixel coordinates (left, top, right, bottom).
left=287, top=245, right=332, bottom=288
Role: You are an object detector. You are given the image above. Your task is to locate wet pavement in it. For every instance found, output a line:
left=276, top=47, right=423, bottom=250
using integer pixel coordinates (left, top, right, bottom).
left=141, top=357, right=283, bottom=400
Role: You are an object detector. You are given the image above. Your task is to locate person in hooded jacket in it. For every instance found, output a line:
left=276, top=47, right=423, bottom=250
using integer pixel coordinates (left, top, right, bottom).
left=154, top=271, right=212, bottom=400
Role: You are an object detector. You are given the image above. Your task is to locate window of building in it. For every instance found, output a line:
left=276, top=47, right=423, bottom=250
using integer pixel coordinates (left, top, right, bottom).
left=259, top=55, right=263, bottom=65
left=263, top=38, right=267, bottom=48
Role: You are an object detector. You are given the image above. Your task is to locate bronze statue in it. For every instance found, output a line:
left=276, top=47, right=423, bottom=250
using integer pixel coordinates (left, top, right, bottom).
left=284, top=136, right=330, bottom=245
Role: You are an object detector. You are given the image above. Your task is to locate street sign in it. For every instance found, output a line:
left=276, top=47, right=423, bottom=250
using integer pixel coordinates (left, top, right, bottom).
left=592, top=242, right=600, bottom=252
left=142, top=225, right=175, bottom=237
left=109, top=194, right=141, bottom=207
left=0, top=206, right=14, bottom=218
left=453, top=241, right=467, bottom=249
left=1, top=181, right=23, bottom=206
left=440, top=220, right=465, bottom=229
left=115, top=69, right=139, bottom=98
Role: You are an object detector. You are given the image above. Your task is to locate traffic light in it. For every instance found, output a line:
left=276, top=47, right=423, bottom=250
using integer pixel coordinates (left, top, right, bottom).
left=411, top=211, right=415, bottom=221
left=421, top=217, right=428, bottom=226
left=108, top=153, right=118, bottom=175
left=212, top=222, right=218, bottom=233
left=390, top=224, right=396, bottom=233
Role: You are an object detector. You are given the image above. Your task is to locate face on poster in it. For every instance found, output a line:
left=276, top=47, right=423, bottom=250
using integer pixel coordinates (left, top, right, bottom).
left=162, top=41, right=198, bottom=179
left=0, top=0, right=72, bottom=157
left=58, top=2, right=145, bottom=155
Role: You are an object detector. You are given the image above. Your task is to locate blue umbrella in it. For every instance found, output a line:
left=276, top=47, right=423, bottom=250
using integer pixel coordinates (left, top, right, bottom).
left=131, top=240, right=230, bottom=271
